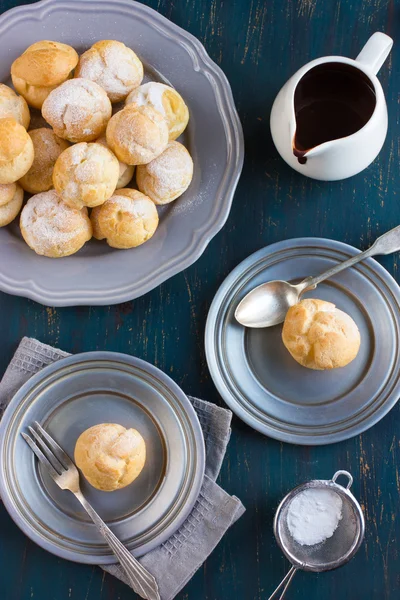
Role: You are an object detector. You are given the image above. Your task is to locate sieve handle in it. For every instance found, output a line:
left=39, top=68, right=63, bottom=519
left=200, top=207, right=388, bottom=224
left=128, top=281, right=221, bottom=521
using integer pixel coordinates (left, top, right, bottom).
left=331, top=470, right=353, bottom=489
left=267, top=566, right=298, bottom=600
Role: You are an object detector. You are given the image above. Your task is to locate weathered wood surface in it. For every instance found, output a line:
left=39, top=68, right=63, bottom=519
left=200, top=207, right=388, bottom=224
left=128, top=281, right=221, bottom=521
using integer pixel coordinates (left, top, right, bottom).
left=0, top=0, right=399, bottom=598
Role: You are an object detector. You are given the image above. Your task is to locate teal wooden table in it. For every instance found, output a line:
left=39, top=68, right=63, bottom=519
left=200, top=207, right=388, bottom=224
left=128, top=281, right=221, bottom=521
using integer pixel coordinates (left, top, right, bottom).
left=1, top=1, right=399, bottom=598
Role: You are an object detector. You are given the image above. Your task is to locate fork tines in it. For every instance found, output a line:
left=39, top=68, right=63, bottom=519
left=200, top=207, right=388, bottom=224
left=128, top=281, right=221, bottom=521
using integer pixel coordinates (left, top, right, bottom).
left=21, top=421, right=74, bottom=478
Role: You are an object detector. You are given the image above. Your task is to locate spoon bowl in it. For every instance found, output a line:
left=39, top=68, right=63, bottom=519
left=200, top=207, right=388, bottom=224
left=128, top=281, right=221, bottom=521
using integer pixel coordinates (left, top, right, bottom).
left=235, top=279, right=310, bottom=328
left=235, top=225, right=400, bottom=329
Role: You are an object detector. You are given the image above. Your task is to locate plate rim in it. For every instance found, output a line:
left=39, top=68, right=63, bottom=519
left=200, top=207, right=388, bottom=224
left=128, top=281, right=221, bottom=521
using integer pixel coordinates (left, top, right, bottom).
left=205, top=237, right=400, bottom=445
left=0, top=351, right=206, bottom=563
left=0, top=0, right=244, bottom=306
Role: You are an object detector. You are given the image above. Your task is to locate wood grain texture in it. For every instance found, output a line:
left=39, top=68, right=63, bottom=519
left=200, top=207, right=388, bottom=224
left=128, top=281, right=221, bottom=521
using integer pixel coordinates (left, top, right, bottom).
left=0, top=0, right=400, bottom=598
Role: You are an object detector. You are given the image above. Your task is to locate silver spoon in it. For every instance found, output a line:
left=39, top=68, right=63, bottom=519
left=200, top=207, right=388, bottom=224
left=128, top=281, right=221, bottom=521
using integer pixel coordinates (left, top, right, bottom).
left=235, top=225, right=400, bottom=328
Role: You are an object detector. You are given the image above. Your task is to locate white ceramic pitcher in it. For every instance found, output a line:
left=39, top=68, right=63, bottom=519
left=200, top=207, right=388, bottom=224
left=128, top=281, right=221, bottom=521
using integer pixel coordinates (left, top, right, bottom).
left=270, top=32, right=393, bottom=181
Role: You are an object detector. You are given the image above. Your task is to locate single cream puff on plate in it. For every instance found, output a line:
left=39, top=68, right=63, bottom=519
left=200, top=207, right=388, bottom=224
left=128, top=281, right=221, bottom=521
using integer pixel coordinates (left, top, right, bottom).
left=282, top=298, right=361, bottom=370
left=74, top=423, right=146, bottom=491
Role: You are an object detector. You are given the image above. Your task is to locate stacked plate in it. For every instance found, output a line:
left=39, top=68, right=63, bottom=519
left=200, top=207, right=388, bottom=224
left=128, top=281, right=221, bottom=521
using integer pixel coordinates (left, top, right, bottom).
left=0, top=352, right=205, bottom=562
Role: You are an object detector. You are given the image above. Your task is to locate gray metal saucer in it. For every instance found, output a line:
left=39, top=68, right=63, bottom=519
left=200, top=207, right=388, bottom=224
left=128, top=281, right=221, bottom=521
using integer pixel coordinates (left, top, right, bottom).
left=205, top=238, right=400, bottom=445
left=0, top=352, right=205, bottom=563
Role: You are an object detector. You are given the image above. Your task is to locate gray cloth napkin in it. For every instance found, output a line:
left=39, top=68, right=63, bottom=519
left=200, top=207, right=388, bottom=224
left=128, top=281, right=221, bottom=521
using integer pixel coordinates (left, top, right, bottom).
left=0, top=337, right=245, bottom=600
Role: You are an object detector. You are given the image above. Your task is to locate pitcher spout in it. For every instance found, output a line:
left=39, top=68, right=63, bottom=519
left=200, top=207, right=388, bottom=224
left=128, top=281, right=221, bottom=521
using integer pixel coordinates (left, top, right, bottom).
left=292, top=140, right=331, bottom=164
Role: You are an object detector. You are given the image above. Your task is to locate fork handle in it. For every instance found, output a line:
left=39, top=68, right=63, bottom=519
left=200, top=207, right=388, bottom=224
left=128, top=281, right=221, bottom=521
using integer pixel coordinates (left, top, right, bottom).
left=74, top=490, right=160, bottom=600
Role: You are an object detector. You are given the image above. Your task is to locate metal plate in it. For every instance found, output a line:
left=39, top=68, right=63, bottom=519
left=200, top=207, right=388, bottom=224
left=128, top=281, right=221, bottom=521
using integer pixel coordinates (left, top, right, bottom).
left=0, top=352, right=205, bottom=563
left=0, top=0, right=244, bottom=306
left=205, top=238, right=400, bottom=445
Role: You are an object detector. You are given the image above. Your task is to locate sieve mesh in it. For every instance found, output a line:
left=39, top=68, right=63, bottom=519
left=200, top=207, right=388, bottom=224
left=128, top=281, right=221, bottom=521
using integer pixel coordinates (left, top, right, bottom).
left=274, top=472, right=365, bottom=572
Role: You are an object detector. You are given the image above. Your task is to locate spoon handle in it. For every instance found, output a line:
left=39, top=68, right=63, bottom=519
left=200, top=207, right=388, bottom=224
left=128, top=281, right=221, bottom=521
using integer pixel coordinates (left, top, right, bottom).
left=300, top=225, right=400, bottom=291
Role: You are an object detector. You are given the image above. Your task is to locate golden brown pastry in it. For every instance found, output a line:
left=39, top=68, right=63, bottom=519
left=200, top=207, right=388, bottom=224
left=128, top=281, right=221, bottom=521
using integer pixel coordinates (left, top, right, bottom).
left=91, top=188, right=159, bottom=249
left=282, top=299, right=361, bottom=370
left=20, top=189, right=92, bottom=258
left=11, top=41, right=79, bottom=109
left=75, top=40, right=143, bottom=103
left=126, top=82, right=189, bottom=141
left=0, top=183, right=23, bottom=227
left=0, top=118, right=34, bottom=184
left=95, top=134, right=134, bottom=189
left=19, top=128, right=70, bottom=194
left=53, top=142, right=119, bottom=209
left=0, top=182, right=19, bottom=207
left=74, top=423, right=146, bottom=491
left=42, top=78, right=112, bottom=143
left=0, top=83, right=30, bottom=129
left=106, top=103, right=168, bottom=165
left=136, top=141, right=193, bottom=205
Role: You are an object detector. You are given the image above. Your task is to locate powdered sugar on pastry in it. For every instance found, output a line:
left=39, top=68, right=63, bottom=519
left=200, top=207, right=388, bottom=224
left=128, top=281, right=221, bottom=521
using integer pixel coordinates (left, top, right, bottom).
left=108, top=194, right=157, bottom=219
left=20, top=189, right=92, bottom=257
left=136, top=141, right=193, bottom=205
left=91, top=188, right=159, bottom=249
left=42, top=78, right=112, bottom=142
left=53, top=142, right=119, bottom=209
left=106, top=103, right=169, bottom=165
left=75, top=40, right=143, bottom=103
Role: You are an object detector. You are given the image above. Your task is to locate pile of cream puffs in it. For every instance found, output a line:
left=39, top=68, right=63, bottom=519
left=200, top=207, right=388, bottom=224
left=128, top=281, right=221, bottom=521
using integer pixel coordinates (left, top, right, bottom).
left=0, top=40, right=193, bottom=257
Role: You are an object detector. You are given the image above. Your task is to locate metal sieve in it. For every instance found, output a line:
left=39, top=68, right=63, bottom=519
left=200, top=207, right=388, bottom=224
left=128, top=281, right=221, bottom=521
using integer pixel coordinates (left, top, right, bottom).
left=268, top=471, right=365, bottom=599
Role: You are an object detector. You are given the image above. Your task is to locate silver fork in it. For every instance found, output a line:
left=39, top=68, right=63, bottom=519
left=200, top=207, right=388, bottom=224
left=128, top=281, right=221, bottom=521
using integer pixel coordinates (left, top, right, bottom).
left=22, top=421, right=160, bottom=600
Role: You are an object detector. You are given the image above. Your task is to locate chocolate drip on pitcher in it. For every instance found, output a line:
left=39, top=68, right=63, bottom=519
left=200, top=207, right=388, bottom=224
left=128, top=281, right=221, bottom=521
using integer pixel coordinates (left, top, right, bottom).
left=293, top=63, right=376, bottom=164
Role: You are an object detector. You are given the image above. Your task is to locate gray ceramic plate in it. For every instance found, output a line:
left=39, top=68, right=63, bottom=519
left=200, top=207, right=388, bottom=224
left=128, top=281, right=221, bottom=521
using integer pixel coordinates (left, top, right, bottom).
left=205, top=238, right=400, bottom=445
left=0, top=0, right=243, bottom=307
left=0, top=352, right=205, bottom=563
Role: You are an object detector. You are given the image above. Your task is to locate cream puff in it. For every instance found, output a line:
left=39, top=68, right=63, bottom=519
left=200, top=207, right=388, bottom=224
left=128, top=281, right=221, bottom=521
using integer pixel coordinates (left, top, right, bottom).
left=91, top=188, right=159, bottom=249
left=53, top=142, right=119, bottom=209
left=126, top=82, right=189, bottom=140
left=0, top=183, right=24, bottom=227
left=20, top=189, right=92, bottom=258
left=74, top=423, right=146, bottom=491
left=42, top=78, right=112, bottom=143
left=0, top=83, right=30, bottom=129
left=75, top=40, right=143, bottom=103
left=106, top=103, right=168, bottom=165
left=136, top=141, right=193, bottom=205
left=282, top=299, right=361, bottom=370
left=11, top=40, right=79, bottom=109
left=0, top=118, right=34, bottom=184
left=19, top=128, right=70, bottom=194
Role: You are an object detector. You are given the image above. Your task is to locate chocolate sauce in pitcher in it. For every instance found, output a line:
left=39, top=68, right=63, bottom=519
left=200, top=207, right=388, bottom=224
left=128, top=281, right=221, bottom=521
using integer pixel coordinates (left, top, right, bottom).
left=293, top=63, right=376, bottom=164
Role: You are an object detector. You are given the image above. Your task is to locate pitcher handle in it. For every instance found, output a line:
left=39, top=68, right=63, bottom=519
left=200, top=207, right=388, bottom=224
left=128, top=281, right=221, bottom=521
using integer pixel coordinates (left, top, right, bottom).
left=356, top=32, right=393, bottom=75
